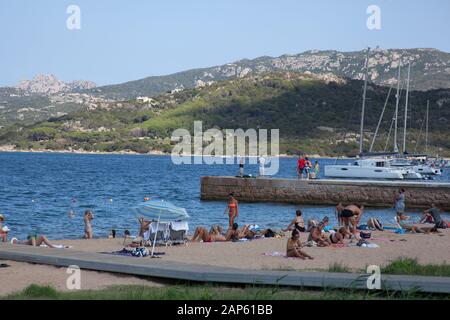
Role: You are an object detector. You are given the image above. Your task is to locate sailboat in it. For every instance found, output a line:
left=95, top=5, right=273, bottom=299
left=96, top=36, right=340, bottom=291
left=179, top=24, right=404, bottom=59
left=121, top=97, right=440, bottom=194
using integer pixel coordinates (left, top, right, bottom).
left=324, top=48, right=408, bottom=180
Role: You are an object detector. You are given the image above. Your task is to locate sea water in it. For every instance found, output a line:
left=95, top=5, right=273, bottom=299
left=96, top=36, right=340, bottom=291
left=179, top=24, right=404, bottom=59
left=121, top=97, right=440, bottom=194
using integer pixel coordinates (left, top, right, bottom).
left=0, top=152, right=448, bottom=240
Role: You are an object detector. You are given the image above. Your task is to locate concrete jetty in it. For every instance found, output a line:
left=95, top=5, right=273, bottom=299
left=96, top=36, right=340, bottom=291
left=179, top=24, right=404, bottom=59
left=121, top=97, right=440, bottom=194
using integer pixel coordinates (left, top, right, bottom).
left=201, top=176, right=450, bottom=210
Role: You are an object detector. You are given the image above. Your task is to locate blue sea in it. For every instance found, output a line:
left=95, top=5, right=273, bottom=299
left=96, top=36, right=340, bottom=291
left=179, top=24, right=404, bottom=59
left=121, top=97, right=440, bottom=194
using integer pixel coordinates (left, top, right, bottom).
left=0, top=152, right=448, bottom=240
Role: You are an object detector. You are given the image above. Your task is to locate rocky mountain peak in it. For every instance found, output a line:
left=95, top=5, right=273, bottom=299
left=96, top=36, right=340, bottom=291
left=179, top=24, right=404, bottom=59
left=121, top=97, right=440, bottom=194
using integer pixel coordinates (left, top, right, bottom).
left=16, top=74, right=96, bottom=95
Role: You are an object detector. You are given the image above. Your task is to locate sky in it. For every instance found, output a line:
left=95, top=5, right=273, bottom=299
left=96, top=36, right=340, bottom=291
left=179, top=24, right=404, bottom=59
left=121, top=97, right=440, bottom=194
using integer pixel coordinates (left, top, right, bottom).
left=0, top=0, right=449, bottom=87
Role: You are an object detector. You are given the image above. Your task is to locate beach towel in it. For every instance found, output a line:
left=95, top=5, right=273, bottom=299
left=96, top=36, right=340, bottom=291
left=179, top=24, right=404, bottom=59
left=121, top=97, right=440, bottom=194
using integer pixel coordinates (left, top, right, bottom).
left=171, top=221, right=189, bottom=231
left=101, top=248, right=165, bottom=257
left=39, top=244, right=72, bottom=249
left=263, top=251, right=286, bottom=257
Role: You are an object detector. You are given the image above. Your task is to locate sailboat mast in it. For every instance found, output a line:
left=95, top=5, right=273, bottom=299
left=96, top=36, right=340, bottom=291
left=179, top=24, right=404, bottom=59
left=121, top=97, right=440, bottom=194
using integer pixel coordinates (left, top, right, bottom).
left=402, top=62, right=411, bottom=154
left=394, top=64, right=401, bottom=153
left=425, top=100, right=429, bottom=154
left=359, top=47, right=370, bottom=155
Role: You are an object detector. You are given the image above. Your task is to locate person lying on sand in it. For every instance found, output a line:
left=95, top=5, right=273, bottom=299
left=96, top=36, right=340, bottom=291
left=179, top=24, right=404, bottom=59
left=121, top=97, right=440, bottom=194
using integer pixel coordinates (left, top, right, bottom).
left=283, top=210, right=305, bottom=232
left=12, top=234, right=56, bottom=248
left=395, top=216, right=439, bottom=234
left=225, top=223, right=248, bottom=241
left=328, top=227, right=347, bottom=244
left=307, top=222, right=331, bottom=247
left=192, top=225, right=226, bottom=242
left=287, top=229, right=314, bottom=260
left=367, top=217, right=384, bottom=231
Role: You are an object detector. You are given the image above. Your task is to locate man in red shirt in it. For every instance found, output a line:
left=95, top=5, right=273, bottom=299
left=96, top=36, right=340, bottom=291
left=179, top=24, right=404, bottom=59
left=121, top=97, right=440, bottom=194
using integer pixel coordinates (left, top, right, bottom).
left=297, top=156, right=306, bottom=179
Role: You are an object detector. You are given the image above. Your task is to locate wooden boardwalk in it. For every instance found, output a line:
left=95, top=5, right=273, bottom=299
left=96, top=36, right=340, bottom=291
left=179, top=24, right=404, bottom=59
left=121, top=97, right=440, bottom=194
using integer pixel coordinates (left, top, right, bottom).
left=1, top=243, right=449, bottom=293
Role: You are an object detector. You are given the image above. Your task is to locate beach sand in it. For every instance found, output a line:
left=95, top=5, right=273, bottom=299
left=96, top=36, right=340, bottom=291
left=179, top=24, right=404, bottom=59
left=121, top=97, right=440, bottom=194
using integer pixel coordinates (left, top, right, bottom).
left=1, top=226, right=449, bottom=296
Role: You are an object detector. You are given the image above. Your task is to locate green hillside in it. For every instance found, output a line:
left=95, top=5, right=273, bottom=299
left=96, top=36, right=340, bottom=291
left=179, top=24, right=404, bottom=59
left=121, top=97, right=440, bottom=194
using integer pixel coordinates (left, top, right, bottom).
left=1, top=72, right=449, bottom=156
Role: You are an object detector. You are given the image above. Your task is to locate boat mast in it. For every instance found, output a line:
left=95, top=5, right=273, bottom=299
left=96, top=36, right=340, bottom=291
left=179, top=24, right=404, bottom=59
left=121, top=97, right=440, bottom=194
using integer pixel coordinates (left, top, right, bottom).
left=359, top=47, right=370, bottom=155
left=369, top=86, right=392, bottom=152
left=402, top=62, right=411, bottom=154
left=393, top=64, right=401, bottom=153
left=425, top=100, right=429, bottom=154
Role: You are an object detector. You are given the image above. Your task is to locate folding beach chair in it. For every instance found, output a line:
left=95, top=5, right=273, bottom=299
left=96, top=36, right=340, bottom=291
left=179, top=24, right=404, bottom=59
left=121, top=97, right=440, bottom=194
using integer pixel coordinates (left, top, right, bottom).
left=148, top=221, right=171, bottom=246
left=168, top=221, right=189, bottom=245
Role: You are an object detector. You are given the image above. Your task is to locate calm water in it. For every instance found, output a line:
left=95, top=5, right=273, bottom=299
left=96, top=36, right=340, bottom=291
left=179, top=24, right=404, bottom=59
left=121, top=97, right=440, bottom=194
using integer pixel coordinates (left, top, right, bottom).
left=0, top=152, right=448, bottom=240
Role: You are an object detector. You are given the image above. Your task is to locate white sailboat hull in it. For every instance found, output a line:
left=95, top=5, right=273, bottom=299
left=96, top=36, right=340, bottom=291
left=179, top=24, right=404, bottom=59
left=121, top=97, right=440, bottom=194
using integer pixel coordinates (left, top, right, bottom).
left=324, top=165, right=404, bottom=179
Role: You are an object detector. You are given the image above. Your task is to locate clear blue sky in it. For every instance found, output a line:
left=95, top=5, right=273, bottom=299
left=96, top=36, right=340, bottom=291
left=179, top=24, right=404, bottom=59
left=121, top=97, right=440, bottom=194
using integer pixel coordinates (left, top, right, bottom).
left=0, top=0, right=449, bottom=86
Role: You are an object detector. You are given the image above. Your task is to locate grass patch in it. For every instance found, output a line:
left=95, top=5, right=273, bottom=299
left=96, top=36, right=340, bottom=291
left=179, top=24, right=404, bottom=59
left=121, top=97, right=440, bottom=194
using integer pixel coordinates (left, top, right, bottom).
left=328, top=262, right=351, bottom=273
left=4, top=283, right=447, bottom=300
left=381, top=258, right=450, bottom=277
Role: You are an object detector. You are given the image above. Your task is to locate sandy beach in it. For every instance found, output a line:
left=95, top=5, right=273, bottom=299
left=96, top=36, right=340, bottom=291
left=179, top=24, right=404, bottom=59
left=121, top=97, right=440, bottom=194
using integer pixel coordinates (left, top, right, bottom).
left=1, top=226, right=449, bottom=296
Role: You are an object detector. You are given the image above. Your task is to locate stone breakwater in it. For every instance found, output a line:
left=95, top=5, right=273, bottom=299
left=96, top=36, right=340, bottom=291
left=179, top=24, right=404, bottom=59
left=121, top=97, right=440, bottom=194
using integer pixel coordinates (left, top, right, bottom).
left=201, top=176, right=450, bottom=210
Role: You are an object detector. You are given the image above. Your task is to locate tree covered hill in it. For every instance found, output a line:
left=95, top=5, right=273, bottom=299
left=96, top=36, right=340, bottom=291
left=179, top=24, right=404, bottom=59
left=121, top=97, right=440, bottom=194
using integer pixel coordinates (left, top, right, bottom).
left=1, top=72, right=449, bottom=156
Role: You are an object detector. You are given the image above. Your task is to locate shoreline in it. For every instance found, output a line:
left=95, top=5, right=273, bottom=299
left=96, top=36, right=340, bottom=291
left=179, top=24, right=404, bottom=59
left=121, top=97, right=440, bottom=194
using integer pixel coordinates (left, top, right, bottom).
left=0, top=146, right=332, bottom=159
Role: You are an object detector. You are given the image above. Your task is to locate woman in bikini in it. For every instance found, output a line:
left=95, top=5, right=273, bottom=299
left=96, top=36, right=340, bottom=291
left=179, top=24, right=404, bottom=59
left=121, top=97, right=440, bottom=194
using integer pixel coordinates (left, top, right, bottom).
left=224, top=193, right=239, bottom=228
left=192, top=225, right=226, bottom=242
left=83, top=210, right=94, bottom=239
left=12, top=234, right=56, bottom=248
left=287, top=229, right=314, bottom=259
left=329, top=227, right=346, bottom=244
left=283, top=210, right=305, bottom=232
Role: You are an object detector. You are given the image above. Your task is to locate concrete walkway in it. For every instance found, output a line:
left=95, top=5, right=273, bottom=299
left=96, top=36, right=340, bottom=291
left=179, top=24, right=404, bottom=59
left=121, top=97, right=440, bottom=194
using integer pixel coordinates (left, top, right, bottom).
left=1, top=243, right=449, bottom=293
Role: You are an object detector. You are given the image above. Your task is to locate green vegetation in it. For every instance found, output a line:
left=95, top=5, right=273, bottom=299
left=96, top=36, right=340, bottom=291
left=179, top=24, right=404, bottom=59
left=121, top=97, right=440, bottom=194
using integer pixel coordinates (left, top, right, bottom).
left=1, top=72, right=449, bottom=156
left=4, top=283, right=447, bottom=300
left=381, top=258, right=450, bottom=277
left=328, top=262, right=351, bottom=273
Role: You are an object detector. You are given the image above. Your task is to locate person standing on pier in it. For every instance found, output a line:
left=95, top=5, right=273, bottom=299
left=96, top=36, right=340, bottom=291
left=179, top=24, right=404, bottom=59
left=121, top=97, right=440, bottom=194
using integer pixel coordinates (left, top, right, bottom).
left=297, top=156, right=306, bottom=179
left=224, top=193, right=239, bottom=228
left=259, top=155, right=266, bottom=176
left=238, top=156, right=245, bottom=177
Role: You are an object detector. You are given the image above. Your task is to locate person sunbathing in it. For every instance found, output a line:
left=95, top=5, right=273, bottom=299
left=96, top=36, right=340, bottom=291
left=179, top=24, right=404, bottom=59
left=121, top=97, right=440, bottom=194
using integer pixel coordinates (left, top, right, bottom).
left=367, top=217, right=384, bottom=231
left=287, top=229, right=314, bottom=260
left=283, top=210, right=305, bottom=232
left=192, top=226, right=226, bottom=242
left=307, top=222, right=331, bottom=247
left=395, top=216, right=439, bottom=234
left=328, top=227, right=347, bottom=244
left=12, top=234, right=56, bottom=248
left=225, top=223, right=250, bottom=241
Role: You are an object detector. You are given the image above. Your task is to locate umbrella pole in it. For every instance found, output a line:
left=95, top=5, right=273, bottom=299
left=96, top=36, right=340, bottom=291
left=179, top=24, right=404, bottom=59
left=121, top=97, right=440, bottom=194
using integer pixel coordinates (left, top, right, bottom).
left=151, top=212, right=161, bottom=257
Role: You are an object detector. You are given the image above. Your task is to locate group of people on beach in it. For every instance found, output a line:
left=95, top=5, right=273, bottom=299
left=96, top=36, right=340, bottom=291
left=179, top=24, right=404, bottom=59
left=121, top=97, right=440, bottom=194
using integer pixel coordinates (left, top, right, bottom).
left=0, top=210, right=95, bottom=248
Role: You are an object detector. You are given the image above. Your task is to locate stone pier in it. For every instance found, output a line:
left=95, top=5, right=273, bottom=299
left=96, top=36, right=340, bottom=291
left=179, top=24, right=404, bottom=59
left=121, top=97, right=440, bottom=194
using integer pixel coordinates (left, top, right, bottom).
left=201, top=176, right=450, bottom=210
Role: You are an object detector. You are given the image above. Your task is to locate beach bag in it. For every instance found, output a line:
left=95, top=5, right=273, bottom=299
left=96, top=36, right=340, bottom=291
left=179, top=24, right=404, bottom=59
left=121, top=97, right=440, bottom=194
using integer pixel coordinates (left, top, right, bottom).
left=131, top=247, right=149, bottom=257
left=360, top=231, right=371, bottom=239
left=264, top=229, right=275, bottom=238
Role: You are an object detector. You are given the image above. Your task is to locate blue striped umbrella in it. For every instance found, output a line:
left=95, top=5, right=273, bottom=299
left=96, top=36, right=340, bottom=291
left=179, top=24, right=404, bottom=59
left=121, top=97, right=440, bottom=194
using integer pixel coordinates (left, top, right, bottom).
left=132, top=199, right=189, bottom=257
left=132, top=199, right=189, bottom=221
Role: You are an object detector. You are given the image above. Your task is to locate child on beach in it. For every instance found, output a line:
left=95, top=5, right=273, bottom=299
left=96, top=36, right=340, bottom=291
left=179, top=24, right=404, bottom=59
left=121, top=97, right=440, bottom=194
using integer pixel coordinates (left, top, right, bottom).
left=83, top=210, right=94, bottom=239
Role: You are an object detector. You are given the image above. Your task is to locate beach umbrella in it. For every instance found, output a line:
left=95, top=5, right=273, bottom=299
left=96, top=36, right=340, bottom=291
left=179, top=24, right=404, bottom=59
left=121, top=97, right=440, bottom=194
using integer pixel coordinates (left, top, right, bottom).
left=132, top=199, right=189, bottom=257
